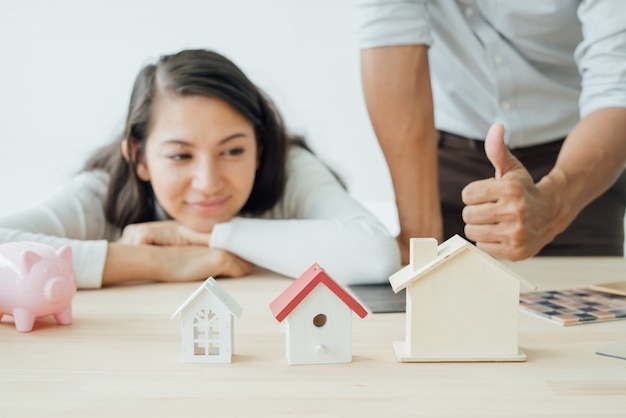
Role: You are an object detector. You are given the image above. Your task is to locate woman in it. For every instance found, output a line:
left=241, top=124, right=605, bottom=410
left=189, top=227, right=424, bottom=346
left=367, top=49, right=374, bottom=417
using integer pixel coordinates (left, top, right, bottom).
left=0, top=49, right=400, bottom=288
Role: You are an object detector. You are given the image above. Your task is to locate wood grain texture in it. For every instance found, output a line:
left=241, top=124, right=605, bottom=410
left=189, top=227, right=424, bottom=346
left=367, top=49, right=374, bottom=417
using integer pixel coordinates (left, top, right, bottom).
left=2, top=258, right=626, bottom=417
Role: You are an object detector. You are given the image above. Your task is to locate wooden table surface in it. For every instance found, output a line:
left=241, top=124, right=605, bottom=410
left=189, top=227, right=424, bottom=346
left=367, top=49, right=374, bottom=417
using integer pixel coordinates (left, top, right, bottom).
left=1, top=257, right=626, bottom=417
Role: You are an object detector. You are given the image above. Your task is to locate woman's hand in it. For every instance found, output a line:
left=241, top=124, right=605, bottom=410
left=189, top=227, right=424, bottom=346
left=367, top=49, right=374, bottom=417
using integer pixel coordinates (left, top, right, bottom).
left=118, top=220, right=211, bottom=246
left=102, top=243, right=253, bottom=285
left=105, top=221, right=254, bottom=285
left=162, top=246, right=254, bottom=281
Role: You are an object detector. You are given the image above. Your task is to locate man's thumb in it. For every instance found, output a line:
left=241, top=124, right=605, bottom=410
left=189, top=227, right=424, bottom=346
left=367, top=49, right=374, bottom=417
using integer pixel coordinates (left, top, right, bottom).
left=484, top=123, right=520, bottom=178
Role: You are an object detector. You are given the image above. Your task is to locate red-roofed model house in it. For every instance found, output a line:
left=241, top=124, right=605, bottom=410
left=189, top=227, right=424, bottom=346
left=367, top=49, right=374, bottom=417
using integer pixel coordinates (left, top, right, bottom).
left=171, top=277, right=243, bottom=364
left=270, top=263, right=368, bottom=365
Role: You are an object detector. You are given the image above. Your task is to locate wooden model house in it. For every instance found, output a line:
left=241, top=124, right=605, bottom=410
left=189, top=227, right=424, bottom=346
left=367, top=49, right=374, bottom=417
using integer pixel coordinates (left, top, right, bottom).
left=269, top=263, right=368, bottom=365
left=171, top=277, right=243, bottom=364
left=389, top=235, right=537, bottom=362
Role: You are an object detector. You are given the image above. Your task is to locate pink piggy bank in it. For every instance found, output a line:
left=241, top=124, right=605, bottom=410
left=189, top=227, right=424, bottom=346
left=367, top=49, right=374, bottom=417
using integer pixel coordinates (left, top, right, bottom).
left=0, top=242, right=76, bottom=332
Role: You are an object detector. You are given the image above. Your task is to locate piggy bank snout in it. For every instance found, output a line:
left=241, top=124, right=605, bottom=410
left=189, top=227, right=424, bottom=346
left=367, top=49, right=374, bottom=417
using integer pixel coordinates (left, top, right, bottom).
left=44, top=277, right=76, bottom=302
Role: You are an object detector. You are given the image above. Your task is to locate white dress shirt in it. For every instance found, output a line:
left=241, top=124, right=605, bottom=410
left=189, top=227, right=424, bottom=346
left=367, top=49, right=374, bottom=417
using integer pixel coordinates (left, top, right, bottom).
left=354, top=0, right=626, bottom=148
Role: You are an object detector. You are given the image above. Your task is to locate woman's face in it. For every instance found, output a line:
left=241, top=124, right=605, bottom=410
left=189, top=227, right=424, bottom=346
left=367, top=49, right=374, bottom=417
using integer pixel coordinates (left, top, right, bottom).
left=135, top=94, right=258, bottom=233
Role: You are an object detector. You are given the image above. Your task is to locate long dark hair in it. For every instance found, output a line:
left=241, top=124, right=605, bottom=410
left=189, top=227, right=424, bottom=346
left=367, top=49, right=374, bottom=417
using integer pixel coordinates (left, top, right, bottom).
left=84, top=49, right=291, bottom=229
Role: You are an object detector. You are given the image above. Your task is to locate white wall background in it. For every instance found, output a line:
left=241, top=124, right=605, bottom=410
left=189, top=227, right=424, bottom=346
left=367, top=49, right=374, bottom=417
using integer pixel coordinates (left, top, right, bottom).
left=0, top=0, right=399, bottom=233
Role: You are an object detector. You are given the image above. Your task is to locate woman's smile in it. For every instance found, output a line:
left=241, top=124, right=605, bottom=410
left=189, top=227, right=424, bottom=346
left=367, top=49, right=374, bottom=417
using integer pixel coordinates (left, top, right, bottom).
left=187, top=196, right=231, bottom=215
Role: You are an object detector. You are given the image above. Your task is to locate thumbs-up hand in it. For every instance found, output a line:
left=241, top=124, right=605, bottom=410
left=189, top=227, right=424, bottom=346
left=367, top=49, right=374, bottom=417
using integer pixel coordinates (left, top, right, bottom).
left=461, top=123, right=559, bottom=260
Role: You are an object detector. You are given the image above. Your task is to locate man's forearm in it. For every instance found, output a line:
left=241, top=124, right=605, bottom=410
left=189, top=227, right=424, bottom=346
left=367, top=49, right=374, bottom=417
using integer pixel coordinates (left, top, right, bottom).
left=361, top=45, right=442, bottom=261
left=539, top=107, right=626, bottom=237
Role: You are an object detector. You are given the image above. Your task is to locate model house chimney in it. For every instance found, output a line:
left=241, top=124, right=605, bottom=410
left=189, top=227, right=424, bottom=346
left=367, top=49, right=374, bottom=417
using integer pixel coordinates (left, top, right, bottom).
left=409, top=238, right=438, bottom=271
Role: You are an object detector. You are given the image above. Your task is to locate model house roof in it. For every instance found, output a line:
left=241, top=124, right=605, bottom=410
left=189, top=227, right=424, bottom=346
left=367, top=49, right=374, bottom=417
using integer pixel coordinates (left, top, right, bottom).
left=389, top=235, right=537, bottom=293
left=269, top=263, right=368, bottom=322
left=171, top=277, right=243, bottom=320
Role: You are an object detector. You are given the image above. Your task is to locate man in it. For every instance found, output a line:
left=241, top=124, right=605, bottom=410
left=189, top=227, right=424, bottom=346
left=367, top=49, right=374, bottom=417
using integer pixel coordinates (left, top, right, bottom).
left=354, top=0, right=626, bottom=264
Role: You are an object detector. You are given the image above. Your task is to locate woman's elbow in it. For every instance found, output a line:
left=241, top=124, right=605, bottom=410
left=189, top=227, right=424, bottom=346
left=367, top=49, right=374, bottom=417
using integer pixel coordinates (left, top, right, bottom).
left=330, top=239, right=402, bottom=286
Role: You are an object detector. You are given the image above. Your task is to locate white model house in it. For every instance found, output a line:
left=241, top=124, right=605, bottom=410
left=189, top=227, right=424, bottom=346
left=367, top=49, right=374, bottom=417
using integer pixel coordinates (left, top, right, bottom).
left=389, top=235, right=537, bottom=362
left=269, top=263, right=368, bottom=365
left=171, top=277, right=243, bottom=364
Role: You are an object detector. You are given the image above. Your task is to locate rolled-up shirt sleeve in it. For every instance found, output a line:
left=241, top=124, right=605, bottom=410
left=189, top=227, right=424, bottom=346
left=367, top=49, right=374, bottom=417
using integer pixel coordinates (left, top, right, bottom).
left=353, top=0, right=433, bottom=48
left=575, top=0, right=626, bottom=118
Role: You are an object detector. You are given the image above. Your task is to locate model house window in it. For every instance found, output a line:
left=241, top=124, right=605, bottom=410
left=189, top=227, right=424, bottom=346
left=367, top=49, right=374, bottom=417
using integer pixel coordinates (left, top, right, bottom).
left=193, top=309, right=220, bottom=356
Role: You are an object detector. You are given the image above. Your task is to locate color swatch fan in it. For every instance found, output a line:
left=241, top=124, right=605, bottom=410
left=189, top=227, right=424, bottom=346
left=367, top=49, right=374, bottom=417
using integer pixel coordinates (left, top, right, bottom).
left=519, top=288, right=626, bottom=326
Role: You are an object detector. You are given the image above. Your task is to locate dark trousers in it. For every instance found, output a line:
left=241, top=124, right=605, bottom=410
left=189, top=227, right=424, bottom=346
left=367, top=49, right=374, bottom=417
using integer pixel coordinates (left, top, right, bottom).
left=438, top=131, right=626, bottom=256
